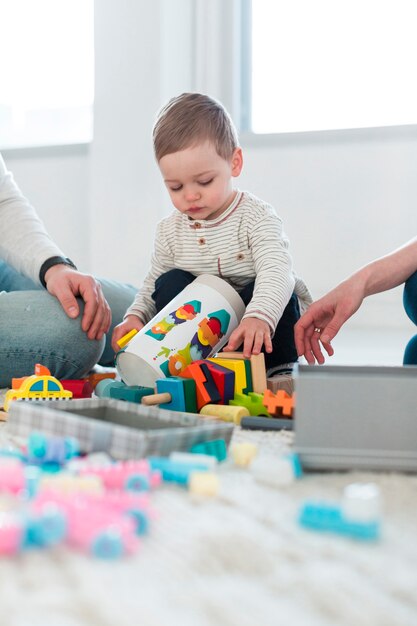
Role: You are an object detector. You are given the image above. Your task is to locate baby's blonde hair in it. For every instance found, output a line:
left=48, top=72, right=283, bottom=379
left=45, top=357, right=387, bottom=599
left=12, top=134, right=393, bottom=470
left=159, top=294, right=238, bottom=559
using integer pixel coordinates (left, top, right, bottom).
left=153, top=93, right=239, bottom=162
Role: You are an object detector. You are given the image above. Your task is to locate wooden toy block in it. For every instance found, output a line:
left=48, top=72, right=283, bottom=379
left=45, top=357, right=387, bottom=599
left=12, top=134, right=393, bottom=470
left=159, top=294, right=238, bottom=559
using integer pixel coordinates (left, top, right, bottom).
left=116, top=328, right=139, bottom=349
left=61, top=379, right=94, bottom=399
left=263, top=389, right=294, bottom=417
left=88, top=371, right=116, bottom=390
left=94, top=379, right=126, bottom=398
left=180, top=361, right=220, bottom=410
left=110, top=385, right=154, bottom=404
left=199, top=403, right=250, bottom=425
left=202, top=360, right=235, bottom=404
left=231, top=442, right=258, bottom=467
left=141, top=378, right=197, bottom=412
left=266, top=373, right=294, bottom=395
left=249, top=353, right=267, bottom=394
left=188, top=471, right=219, bottom=496
left=230, top=392, right=270, bottom=417
left=208, top=357, right=252, bottom=395
left=218, top=351, right=267, bottom=394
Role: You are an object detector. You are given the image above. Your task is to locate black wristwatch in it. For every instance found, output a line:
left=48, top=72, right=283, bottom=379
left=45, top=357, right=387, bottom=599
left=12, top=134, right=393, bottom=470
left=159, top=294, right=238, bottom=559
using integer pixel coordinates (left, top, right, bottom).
left=39, top=256, right=77, bottom=288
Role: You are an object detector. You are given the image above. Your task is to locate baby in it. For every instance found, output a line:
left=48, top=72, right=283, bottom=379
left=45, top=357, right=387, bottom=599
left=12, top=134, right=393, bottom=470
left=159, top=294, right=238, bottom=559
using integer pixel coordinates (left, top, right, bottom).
left=112, top=92, right=311, bottom=375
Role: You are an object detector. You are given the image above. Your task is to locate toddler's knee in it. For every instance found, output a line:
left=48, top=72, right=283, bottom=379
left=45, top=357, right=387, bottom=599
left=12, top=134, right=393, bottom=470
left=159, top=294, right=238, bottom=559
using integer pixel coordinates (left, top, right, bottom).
left=403, top=334, right=417, bottom=365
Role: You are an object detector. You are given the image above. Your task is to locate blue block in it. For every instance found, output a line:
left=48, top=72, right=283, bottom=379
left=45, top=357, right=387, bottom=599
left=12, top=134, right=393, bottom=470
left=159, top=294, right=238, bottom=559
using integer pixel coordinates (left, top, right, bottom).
left=299, top=502, right=380, bottom=541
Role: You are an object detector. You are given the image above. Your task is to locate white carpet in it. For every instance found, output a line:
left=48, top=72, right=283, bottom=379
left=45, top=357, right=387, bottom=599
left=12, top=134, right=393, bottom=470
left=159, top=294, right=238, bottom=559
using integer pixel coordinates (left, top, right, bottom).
left=0, top=426, right=416, bottom=626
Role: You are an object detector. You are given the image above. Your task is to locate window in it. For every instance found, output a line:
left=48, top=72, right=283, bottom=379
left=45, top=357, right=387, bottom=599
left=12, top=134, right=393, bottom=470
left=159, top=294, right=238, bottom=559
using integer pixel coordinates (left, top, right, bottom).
left=0, top=0, right=94, bottom=149
left=245, top=0, right=417, bottom=134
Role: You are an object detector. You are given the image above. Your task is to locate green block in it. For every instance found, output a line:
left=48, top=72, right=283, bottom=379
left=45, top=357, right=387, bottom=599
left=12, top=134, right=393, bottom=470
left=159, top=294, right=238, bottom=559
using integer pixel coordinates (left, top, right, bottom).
left=230, top=391, right=270, bottom=416
left=110, top=385, right=154, bottom=403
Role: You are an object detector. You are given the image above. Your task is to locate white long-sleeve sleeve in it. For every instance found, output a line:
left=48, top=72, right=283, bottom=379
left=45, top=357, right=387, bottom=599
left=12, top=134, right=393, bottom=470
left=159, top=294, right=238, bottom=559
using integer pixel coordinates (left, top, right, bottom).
left=0, top=154, right=64, bottom=285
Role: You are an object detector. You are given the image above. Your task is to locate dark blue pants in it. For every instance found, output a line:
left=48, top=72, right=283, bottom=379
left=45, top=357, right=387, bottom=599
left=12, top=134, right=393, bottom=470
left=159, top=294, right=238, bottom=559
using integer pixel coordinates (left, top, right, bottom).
left=152, top=269, right=300, bottom=370
left=403, top=270, right=417, bottom=365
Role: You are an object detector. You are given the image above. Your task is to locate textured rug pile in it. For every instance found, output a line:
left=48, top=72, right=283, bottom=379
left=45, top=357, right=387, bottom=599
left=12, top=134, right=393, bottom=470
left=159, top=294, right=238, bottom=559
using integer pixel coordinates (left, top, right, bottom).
left=0, top=424, right=416, bottom=626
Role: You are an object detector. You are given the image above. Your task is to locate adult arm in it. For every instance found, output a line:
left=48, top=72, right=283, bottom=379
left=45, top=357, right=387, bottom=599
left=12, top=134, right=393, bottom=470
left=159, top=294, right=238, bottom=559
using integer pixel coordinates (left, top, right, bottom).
left=0, top=154, right=110, bottom=339
left=295, top=237, right=417, bottom=364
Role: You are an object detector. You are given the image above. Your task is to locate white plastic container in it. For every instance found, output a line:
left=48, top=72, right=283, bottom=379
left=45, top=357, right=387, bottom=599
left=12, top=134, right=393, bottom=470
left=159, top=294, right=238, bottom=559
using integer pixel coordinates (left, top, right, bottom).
left=116, top=274, right=245, bottom=387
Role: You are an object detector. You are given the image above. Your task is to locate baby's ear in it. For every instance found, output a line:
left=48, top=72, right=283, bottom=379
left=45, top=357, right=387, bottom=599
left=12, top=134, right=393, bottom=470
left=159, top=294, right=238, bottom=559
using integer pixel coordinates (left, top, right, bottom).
left=231, top=147, right=243, bottom=177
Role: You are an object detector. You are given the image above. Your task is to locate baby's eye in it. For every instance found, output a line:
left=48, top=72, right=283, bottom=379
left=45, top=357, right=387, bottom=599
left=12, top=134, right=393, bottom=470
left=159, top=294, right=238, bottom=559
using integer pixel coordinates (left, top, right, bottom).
left=170, top=185, right=182, bottom=192
left=198, top=179, right=213, bottom=186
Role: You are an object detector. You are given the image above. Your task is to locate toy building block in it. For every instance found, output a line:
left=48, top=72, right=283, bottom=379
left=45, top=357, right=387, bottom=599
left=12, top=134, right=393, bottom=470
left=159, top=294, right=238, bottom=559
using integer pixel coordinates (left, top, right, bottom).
left=217, top=351, right=267, bottom=394
left=231, top=442, right=258, bottom=467
left=141, top=377, right=197, bottom=413
left=266, top=373, right=294, bottom=395
left=208, top=356, right=252, bottom=395
left=94, top=379, right=126, bottom=398
left=149, top=457, right=209, bottom=486
left=188, top=471, right=219, bottom=497
left=116, top=328, right=139, bottom=350
left=190, top=439, right=227, bottom=462
left=179, top=361, right=220, bottom=410
left=262, top=389, right=294, bottom=417
left=169, top=451, right=217, bottom=470
left=88, top=371, right=117, bottom=390
left=110, top=385, right=154, bottom=404
left=230, top=391, right=270, bottom=417
left=199, top=403, right=250, bottom=425
left=61, top=379, right=94, bottom=399
left=299, top=482, right=381, bottom=541
left=251, top=452, right=302, bottom=487
left=202, top=360, right=235, bottom=404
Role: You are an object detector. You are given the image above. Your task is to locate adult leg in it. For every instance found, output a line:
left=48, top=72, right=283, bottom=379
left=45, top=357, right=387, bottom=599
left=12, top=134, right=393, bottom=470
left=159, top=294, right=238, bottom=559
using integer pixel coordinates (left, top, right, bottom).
left=237, top=281, right=300, bottom=372
left=151, top=269, right=196, bottom=312
left=0, top=260, right=138, bottom=368
left=0, top=291, right=104, bottom=387
left=403, top=270, right=417, bottom=365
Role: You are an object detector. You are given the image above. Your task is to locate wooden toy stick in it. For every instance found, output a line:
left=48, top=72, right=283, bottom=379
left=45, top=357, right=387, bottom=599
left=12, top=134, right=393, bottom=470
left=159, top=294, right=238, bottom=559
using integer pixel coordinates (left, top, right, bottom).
left=141, top=392, right=171, bottom=406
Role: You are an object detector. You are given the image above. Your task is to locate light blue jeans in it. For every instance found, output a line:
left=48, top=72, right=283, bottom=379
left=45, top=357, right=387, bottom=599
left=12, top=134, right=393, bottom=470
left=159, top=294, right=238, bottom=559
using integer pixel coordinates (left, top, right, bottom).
left=0, top=260, right=137, bottom=387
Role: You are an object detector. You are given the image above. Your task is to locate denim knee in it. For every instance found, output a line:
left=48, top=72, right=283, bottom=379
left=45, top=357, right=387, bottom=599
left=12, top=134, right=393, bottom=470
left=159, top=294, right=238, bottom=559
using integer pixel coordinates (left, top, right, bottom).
left=0, top=291, right=104, bottom=387
left=403, top=270, right=417, bottom=326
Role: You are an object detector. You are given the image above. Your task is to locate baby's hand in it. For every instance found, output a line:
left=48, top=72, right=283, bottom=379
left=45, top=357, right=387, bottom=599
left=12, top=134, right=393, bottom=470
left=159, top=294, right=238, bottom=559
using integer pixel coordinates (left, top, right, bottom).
left=223, top=317, right=272, bottom=358
left=111, top=315, right=144, bottom=353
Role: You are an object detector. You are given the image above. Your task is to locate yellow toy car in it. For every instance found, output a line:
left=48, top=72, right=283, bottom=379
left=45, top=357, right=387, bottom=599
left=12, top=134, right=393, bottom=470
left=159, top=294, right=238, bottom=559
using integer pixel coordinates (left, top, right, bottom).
left=4, top=366, right=72, bottom=412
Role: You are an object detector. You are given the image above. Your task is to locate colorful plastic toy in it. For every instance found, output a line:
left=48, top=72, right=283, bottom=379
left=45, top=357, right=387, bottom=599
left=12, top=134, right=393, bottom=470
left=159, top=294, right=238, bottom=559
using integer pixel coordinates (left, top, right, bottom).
left=141, top=377, right=197, bottom=412
left=4, top=365, right=72, bottom=412
left=190, top=439, right=227, bottom=462
left=230, top=391, right=270, bottom=417
left=180, top=361, right=221, bottom=410
left=199, top=403, right=250, bottom=425
left=262, top=389, right=294, bottom=417
left=217, top=351, right=267, bottom=394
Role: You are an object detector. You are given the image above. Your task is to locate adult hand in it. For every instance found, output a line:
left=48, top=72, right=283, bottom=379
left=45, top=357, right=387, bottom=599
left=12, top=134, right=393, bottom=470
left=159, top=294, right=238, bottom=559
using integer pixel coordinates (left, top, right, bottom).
left=294, top=280, right=365, bottom=364
left=111, top=315, right=144, bottom=354
left=44, top=265, right=111, bottom=340
left=223, top=317, right=272, bottom=358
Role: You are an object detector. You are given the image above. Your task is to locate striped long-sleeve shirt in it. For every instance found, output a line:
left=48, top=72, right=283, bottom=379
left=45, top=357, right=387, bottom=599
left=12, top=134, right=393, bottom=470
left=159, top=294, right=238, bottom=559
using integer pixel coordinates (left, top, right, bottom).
left=126, top=190, right=312, bottom=331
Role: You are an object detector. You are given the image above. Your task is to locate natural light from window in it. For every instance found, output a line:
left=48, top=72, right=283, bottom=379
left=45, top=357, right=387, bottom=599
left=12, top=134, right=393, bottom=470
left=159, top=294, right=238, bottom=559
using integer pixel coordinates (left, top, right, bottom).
left=0, top=0, right=94, bottom=148
left=250, top=0, right=417, bottom=134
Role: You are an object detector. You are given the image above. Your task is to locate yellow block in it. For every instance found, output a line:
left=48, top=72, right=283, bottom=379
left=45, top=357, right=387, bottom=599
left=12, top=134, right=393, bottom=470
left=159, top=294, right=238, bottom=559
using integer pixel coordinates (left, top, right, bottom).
left=200, top=403, right=249, bottom=425
left=117, top=328, right=138, bottom=349
left=188, top=472, right=219, bottom=497
left=208, top=357, right=248, bottom=395
left=231, top=442, right=258, bottom=467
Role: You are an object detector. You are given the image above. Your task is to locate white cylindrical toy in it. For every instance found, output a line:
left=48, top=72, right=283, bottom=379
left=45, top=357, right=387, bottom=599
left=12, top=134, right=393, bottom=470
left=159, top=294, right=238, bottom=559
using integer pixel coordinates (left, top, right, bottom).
left=116, top=274, right=245, bottom=387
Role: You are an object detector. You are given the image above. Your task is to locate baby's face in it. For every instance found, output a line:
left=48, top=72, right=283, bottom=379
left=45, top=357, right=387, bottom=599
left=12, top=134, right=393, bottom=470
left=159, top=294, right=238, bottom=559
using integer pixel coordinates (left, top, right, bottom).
left=159, top=141, right=242, bottom=221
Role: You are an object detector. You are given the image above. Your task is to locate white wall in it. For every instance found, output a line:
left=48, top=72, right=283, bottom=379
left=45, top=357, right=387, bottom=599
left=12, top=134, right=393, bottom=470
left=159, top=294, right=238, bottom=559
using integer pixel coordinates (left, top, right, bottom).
left=3, top=1, right=417, bottom=339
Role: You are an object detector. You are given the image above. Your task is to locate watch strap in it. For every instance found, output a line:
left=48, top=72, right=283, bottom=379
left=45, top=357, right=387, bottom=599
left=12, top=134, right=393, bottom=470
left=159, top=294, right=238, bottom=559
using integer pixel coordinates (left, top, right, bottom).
left=39, top=256, right=77, bottom=288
